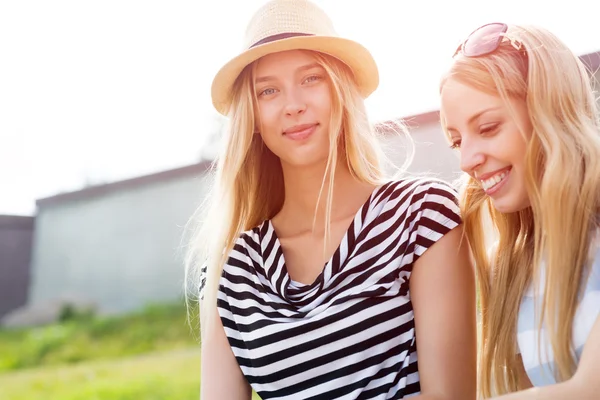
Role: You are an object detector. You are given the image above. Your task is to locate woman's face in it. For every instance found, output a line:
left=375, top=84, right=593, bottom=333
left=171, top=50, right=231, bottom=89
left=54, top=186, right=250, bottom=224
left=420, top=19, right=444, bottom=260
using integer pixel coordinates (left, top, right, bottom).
left=254, top=50, right=333, bottom=168
left=440, top=78, right=533, bottom=213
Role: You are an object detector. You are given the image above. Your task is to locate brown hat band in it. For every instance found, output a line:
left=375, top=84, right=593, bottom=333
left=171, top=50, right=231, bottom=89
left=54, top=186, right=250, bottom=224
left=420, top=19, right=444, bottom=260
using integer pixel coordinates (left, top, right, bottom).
left=250, top=32, right=315, bottom=48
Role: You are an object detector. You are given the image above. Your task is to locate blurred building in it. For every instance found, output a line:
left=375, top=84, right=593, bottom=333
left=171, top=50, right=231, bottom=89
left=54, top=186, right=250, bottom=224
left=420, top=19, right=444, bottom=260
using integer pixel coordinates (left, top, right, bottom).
left=3, top=50, right=599, bottom=322
left=25, top=162, right=211, bottom=316
left=0, top=215, right=34, bottom=319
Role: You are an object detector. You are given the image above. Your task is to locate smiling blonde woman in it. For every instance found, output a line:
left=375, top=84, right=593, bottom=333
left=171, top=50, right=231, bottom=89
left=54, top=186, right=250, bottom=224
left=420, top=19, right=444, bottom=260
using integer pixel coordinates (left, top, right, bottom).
left=440, top=22, right=600, bottom=400
left=185, top=1, right=477, bottom=399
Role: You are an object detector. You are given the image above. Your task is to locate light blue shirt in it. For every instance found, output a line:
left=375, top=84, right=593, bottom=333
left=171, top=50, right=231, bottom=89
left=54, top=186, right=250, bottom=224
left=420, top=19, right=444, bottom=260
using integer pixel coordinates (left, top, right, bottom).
left=517, top=236, right=600, bottom=386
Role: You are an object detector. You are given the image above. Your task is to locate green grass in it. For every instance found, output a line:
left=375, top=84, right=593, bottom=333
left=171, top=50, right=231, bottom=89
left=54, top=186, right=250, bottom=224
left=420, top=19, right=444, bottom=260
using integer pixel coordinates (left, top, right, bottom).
left=0, top=348, right=262, bottom=400
left=0, top=303, right=199, bottom=372
left=0, top=302, right=262, bottom=399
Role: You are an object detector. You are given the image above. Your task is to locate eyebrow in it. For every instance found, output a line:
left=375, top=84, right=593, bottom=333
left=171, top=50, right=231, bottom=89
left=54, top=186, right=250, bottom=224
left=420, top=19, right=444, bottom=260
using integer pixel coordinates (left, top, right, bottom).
left=255, top=62, right=323, bottom=84
left=446, top=106, right=503, bottom=132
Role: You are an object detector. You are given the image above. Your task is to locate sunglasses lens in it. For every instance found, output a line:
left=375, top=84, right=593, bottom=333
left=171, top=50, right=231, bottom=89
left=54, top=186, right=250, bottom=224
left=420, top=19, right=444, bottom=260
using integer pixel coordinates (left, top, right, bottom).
left=462, top=23, right=508, bottom=57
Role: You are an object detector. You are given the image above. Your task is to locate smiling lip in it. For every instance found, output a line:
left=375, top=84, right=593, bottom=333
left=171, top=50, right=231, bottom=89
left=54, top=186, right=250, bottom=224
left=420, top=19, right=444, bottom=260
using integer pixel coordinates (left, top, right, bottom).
left=478, top=167, right=512, bottom=195
left=283, top=123, right=318, bottom=140
left=477, top=166, right=511, bottom=181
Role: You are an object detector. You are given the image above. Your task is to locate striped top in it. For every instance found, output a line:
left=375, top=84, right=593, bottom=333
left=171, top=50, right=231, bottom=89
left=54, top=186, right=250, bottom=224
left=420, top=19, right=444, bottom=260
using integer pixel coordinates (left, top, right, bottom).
left=199, top=178, right=461, bottom=399
left=517, top=229, right=600, bottom=386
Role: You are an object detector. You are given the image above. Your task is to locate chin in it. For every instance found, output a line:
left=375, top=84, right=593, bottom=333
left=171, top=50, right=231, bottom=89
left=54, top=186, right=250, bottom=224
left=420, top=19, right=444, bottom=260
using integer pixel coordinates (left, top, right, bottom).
left=285, top=158, right=327, bottom=169
left=281, top=151, right=329, bottom=168
left=491, top=202, right=518, bottom=214
left=490, top=196, right=531, bottom=214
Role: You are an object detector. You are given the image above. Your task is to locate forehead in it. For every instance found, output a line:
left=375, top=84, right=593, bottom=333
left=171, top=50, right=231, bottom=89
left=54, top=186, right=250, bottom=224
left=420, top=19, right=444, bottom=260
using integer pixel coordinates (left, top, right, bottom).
left=441, top=79, right=504, bottom=122
left=441, top=79, right=499, bottom=106
left=254, top=50, right=318, bottom=75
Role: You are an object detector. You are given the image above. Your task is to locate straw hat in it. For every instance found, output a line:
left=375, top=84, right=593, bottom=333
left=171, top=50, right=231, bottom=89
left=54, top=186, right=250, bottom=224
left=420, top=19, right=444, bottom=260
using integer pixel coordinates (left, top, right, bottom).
left=211, top=0, right=379, bottom=115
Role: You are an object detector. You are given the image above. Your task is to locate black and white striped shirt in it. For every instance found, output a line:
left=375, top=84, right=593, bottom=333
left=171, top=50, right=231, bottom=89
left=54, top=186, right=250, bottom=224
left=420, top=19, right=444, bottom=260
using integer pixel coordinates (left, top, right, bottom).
left=200, top=178, right=461, bottom=399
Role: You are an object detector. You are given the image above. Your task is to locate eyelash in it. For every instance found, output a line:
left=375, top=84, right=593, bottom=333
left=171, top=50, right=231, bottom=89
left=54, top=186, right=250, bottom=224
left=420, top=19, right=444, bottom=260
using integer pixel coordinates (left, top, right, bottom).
left=257, top=74, right=323, bottom=97
left=480, top=123, right=499, bottom=135
left=304, top=74, right=322, bottom=83
left=448, top=123, right=500, bottom=149
left=449, top=140, right=461, bottom=150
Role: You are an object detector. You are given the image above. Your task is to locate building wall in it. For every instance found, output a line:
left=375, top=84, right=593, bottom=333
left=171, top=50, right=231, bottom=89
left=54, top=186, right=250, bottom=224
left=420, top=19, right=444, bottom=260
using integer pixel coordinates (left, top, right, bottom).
left=592, top=69, right=600, bottom=92
left=382, top=119, right=462, bottom=185
left=29, top=168, right=210, bottom=314
left=0, top=215, right=34, bottom=318
left=26, top=123, right=463, bottom=315
left=27, top=123, right=462, bottom=316
left=26, top=61, right=600, bottom=316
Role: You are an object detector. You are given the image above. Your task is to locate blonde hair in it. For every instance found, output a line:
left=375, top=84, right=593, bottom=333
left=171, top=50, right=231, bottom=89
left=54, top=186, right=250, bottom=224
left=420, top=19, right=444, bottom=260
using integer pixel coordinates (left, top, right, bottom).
left=185, top=50, right=397, bottom=334
left=440, top=25, right=600, bottom=397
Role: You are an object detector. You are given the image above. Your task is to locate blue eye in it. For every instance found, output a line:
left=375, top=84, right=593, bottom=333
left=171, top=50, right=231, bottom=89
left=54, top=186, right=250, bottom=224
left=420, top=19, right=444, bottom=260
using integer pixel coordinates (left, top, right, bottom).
left=258, top=88, right=277, bottom=97
left=304, top=75, right=322, bottom=83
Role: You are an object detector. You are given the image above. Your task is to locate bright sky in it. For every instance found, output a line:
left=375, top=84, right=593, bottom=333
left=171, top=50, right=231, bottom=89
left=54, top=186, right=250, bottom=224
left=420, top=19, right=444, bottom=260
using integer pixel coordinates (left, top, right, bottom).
left=1, top=0, right=599, bottom=215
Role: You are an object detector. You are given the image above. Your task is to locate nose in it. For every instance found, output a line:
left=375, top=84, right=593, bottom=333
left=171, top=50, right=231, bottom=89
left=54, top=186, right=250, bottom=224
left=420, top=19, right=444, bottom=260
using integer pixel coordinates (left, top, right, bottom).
left=459, top=138, right=486, bottom=174
left=283, top=89, right=306, bottom=116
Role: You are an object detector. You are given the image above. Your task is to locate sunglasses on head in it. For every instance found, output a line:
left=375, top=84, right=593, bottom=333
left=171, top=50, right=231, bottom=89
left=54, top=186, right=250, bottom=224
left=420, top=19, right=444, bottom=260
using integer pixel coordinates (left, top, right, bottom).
left=454, top=22, right=518, bottom=58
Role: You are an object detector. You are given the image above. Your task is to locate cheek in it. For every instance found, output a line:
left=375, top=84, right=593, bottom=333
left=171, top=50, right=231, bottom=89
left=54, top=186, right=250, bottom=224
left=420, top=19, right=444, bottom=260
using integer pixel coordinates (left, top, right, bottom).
left=311, top=87, right=332, bottom=116
left=256, top=102, right=280, bottom=134
left=258, top=126, right=279, bottom=150
left=480, top=126, right=528, bottom=166
left=506, top=130, right=529, bottom=163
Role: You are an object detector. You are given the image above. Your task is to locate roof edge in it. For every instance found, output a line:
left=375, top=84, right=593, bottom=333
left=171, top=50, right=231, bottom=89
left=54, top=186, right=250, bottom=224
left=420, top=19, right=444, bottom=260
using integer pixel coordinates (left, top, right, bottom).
left=36, top=161, right=212, bottom=208
left=34, top=50, right=600, bottom=208
left=0, top=215, right=35, bottom=229
left=378, top=49, right=600, bottom=128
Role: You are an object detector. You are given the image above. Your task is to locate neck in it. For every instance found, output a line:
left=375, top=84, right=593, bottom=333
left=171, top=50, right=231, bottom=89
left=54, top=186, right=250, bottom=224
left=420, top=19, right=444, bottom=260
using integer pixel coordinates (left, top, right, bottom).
left=276, top=157, right=375, bottom=231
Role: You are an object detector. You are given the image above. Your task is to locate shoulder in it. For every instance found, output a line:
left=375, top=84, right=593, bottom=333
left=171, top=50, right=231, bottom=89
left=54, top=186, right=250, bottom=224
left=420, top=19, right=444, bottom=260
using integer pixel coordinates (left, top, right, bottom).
left=364, top=177, right=461, bottom=236
left=198, top=221, right=268, bottom=299
left=377, top=176, right=458, bottom=198
left=375, top=178, right=462, bottom=256
left=374, top=177, right=460, bottom=219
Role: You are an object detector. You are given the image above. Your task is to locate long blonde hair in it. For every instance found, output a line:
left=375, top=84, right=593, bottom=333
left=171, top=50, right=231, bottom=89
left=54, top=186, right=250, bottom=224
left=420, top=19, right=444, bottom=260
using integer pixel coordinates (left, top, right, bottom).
left=440, top=25, right=600, bottom=397
left=185, top=50, right=395, bottom=333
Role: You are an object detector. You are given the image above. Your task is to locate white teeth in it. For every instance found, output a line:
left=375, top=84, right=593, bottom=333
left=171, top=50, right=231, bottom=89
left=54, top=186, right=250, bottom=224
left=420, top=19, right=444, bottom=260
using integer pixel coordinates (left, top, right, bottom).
left=481, top=170, right=509, bottom=191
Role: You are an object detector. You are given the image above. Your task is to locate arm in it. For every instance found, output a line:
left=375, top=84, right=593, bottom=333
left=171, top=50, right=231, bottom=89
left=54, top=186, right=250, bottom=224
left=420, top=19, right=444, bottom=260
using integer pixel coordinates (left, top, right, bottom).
left=492, top=314, right=600, bottom=399
left=200, top=301, right=252, bottom=400
left=410, top=225, right=478, bottom=400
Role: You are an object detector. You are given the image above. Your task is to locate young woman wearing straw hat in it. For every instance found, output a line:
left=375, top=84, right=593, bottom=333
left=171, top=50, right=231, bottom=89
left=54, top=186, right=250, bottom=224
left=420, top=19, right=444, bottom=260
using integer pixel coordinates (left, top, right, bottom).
left=440, top=23, right=600, bottom=399
left=187, top=1, right=477, bottom=399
